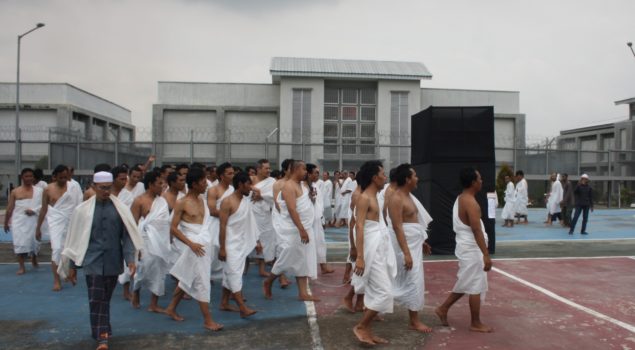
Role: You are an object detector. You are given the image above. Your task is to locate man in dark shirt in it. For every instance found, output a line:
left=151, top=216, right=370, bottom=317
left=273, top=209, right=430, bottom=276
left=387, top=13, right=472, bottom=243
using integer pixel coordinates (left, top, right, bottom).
left=66, top=171, right=137, bottom=350
left=569, top=174, right=593, bottom=235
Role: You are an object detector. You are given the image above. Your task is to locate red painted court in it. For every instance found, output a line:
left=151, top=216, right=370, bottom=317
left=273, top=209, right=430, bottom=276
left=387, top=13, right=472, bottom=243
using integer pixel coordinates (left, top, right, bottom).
left=311, top=257, right=635, bottom=349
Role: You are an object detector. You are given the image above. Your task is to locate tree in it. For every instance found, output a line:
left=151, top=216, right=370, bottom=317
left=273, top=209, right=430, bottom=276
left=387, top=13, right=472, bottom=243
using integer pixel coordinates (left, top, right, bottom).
left=496, top=163, right=514, bottom=206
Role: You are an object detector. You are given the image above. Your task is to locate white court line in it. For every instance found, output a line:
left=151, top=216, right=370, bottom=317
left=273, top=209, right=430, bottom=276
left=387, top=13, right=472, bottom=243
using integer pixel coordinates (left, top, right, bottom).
left=305, top=285, right=324, bottom=350
left=493, top=266, right=635, bottom=334
left=326, top=255, right=635, bottom=264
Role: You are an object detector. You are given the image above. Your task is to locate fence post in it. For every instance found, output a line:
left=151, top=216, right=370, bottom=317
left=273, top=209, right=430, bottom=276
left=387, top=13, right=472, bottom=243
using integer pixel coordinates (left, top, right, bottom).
left=189, top=129, right=194, bottom=164
left=577, top=149, right=581, bottom=176
left=76, top=134, right=80, bottom=170
left=227, top=129, right=232, bottom=162
left=47, top=128, right=51, bottom=170
left=607, top=150, right=612, bottom=208
left=545, top=149, right=549, bottom=175
left=114, top=138, right=119, bottom=167
left=338, top=140, right=343, bottom=171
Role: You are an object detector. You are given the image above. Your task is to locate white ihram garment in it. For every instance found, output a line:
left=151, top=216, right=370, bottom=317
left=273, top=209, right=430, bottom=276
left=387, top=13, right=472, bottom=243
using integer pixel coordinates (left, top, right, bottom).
left=333, top=180, right=343, bottom=219
left=222, top=198, right=258, bottom=292
left=389, top=193, right=433, bottom=312
left=117, top=186, right=146, bottom=284
left=311, top=183, right=327, bottom=264
left=337, top=178, right=353, bottom=220
left=252, top=177, right=276, bottom=262
left=271, top=186, right=317, bottom=279
left=514, top=179, right=529, bottom=216
left=452, top=199, right=488, bottom=300
left=11, top=187, right=43, bottom=254
left=547, top=178, right=563, bottom=215
left=209, top=186, right=234, bottom=280
left=133, top=197, right=171, bottom=296
left=170, top=204, right=213, bottom=303
left=48, top=190, right=80, bottom=264
left=501, top=182, right=516, bottom=220
left=68, top=179, right=84, bottom=205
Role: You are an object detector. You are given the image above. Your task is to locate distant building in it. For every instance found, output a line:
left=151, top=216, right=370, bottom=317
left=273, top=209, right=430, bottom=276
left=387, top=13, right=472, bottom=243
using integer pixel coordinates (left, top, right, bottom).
left=153, top=57, right=525, bottom=169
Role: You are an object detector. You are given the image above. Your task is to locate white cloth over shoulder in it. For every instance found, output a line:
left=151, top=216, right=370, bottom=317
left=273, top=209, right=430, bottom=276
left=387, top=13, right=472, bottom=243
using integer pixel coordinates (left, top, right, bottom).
left=118, top=189, right=135, bottom=208
left=271, top=186, right=317, bottom=279
left=514, top=179, right=528, bottom=216
left=351, top=220, right=397, bottom=313
left=501, top=182, right=516, bottom=220
left=452, top=198, right=488, bottom=300
left=252, top=177, right=276, bottom=262
left=170, top=204, right=213, bottom=303
left=547, top=178, right=563, bottom=215
left=222, top=197, right=258, bottom=292
left=134, top=197, right=171, bottom=296
left=312, top=182, right=327, bottom=264
left=337, top=178, right=354, bottom=220
left=11, top=187, right=43, bottom=254
left=208, top=185, right=234, bottom=280
left=68, top=179, right=84, bottom=205
left=48, top=189, right=80, bottom=264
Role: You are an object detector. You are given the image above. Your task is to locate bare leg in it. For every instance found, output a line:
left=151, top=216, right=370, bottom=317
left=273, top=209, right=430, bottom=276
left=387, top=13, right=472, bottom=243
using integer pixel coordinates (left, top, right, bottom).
left=342, top=287, right=355, bottom=313
left=343, top=262, right=352, bottom=284
left=200, top=301, right=224, bottom=331
left=219, top=288, right=239, bottom=312
left=51, top=262, right=62, bottom=291
left=131, top=290, right=141, bottom=309
left=469, top=294, right=493, bottom=332
left=263, top=274, right=278, bottom=299
left=233, top=291, right=257, bottom=318
left=353, top=309, right=380, bottom=345
left=320, top=263, right=335, bottom=274
left=408, top=310, right=432, bottom=333
left=165, top=286, right=185, bottom=321
left=354, top=294, right=365, bottom=313
left=297, top=277, right=320, bottom=302
left=257, top=259, right=271, bottom=277
left=122, top=282, right=131, bottom=301
left=148, top=294, right=165, bottom=313
left=279, top=273, right=290, bottom=288
left=436, top=292, right=464, bottom=326
left=16, top=254, right=26, bottom=275
left=31, top=254, right=39, bottom=268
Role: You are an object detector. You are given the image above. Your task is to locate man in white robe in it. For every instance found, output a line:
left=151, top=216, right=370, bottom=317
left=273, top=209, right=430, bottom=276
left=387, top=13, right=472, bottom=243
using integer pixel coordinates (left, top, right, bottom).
left=131, top=171, right=171, bottom=312
left=207, top=162, right=235, bottom=281
left=514, top=170, right=529, bottom=224
left=436, top=168, right=493, bottom=333
left=352, top=161, right=396, bottom=345
left=165, top=167, right=223, bottom=331
left=307, top=164, right=334, bottom=274
left=250, top=159, right=276, bottom=275
left=333, top=171, right=343, bottom=225
left=321, top=171, right=334, bottom=227
left=501, top=175, right=516, bottom=227
left=263, top=160, right=318, bottom=301
left=546, top=173, right=563, bottom=225
left=36, top=164, right=80, bottom=291
left=4, top=168, right=42, bottom=274
left=68, top=167, right=84, bottom=205
left=218, top=172, right=258, bottom=317
left=337, top=172, right=354, bottom=226
left=387, top=164, right=433, bottom=333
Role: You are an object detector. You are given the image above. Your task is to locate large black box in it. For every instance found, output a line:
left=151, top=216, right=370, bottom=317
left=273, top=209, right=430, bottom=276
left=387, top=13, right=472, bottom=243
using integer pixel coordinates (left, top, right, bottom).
left=411, top=106, right=496, bottom=255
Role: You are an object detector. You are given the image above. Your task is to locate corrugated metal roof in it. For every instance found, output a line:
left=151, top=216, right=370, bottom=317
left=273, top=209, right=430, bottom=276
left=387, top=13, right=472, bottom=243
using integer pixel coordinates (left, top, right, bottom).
left=270, top=57, right=432, bottom=81
left=615, top=97, right=635, bottom=105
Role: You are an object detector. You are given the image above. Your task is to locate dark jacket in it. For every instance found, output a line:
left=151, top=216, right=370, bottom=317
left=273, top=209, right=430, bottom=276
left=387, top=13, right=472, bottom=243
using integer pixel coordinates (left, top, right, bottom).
left=574, top=183, right=593, bottom=208
left=561, top=180, right=575, bottom=206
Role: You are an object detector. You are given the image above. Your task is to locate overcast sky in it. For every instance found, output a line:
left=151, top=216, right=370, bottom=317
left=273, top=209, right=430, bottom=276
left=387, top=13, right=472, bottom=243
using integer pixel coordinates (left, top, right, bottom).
left=1, top=0, right=634, bottom=143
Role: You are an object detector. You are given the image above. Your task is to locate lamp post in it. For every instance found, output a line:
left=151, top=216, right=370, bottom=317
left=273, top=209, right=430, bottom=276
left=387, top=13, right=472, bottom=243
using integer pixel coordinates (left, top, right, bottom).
left=15, top=22, right=45, bottom=184
left=628, top=42, right=635, bottom=59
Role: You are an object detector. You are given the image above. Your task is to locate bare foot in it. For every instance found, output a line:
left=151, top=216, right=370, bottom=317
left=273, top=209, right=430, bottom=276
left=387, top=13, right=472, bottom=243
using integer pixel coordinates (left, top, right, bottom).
left=259, top=271, right=272, bottom=278
left=435, top=307, right=449, bottom=326
left=204, top=321, right=224, bottom=331
left=123, top=292, right=131, bottom=301
left=354, top=299, right=364, bottom=313
left=410, top=321, right=433, bottom=333
left=470, top=322, right=494, bottom=333
left=353, top=325, right=376, bottom=346
left=263, top=279, right=273, bottom=299
left=16, top=268, right=26, bottom=275
left=240, top=307, right=257, bottom=318
left=342, top=296, right=355, bottom=313
left=165, top=309, right=184, bottom=321
left=219, top=304, right=240, bottom=312
left=147, top=305, right=165, bottom=313
left=131, top=300, right=141, bottom=309
left=31, top=257, right=39, bottom=268
left=279, top=277, right=291, bottom=289
left=372, top=314, right=384, bottom=322
left=372, top=335, right=389, bottom=344
left=183, top=294, right=192, bottom=300
left=52, top=283, right=62, bottom=292
left=298, top=295, right=321, bottom=302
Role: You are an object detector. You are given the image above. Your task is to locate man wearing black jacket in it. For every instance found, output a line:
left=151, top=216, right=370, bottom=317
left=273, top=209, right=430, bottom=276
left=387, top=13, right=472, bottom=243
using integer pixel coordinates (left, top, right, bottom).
left=569, top=174, right=593, bottom=235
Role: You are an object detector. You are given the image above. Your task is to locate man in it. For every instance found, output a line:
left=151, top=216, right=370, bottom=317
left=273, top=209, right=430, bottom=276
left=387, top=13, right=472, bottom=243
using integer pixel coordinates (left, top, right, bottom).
left=130, top=171, right=171, bottom=312
left=336, top=171, right=355, bottom=227
left=165, top=168, right=223, bottom=331
left=250, top=159, right=277, bottom=276
left=36, top=164, right=80, bottom=291
left=207, top=162, right=235, bottom=281
left=206, top=165, right=218, bottom=189
left=321, top=171, right=334, bottom=227
left=501, top=175, right=516, bottom=227
left=246, top=166, right=257, bottom=177
left=560, top=173, right=574, bottom=228
left=163, top=172, right=186, bottom=213
left=125, top=165, right=146, bottom=199
left=34, top=168, right=48, bottom=190
left=569, top=174, right=593, bottom=235
left=546, top=173, right=563, bottom=225
left=387, top=164, right=433, bottom=333
left=83, top=164, right=112, bottom=201
left=110, top=166, right=133, bottom=206
left=435, top=168, right=493, bottom=333
left=263, top=160, right=318, bottom=301
left=514, top=170, right=529, bottom=224
left=160, top=164, right=174, bottom=192
left=57, top=171, right=142, bottom=350
left=4, top=168, right=42, bottom=275
left=333, top=171, right=343, bottom=226
left=306, top=163, right=334, bottom=274
left=270, top=159, right=295, bottom=288
left=351, top=160, right=395, bottom=345
left=218, top=172, right=259, bottom=317
left=342, top=185, right=364, bottom=312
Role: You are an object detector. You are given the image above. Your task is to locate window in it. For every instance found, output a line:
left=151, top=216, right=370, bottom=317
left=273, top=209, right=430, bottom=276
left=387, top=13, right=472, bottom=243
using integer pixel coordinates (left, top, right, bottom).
left=292, top=89, right=311, bottom=159
left=390, top=92, right=409, bottom=165
left=324, top=87, right=376, bottom=156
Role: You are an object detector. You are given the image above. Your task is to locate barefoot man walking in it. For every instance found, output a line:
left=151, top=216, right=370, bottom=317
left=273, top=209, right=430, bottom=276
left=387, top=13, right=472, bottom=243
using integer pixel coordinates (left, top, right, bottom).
left=436, top=167, right=493, bottom=333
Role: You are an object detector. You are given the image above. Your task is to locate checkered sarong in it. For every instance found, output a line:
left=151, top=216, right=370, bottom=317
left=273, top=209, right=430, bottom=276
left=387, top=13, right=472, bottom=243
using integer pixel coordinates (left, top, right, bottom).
left=86, top=275, right=118, bottom=341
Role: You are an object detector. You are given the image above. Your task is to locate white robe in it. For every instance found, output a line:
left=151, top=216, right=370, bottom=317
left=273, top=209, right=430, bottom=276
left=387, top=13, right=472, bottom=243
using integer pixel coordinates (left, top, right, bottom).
left=222, top=197, right=258, bottom=293
left=69, top=179, right=83, bottom=205
left=170, top=204, right=213, bottom=303
left=252, top=177, right=276, bottom=262
left=134, top=197, right=171, bottom=296
left=452, top=199, right=488, bottom=300
left=117, top=188, right=135, bottom=208
left=501, top=182, right=516, bottom=220
left=389, top=194, right=433, bottom=312
left=47, top=189, right=80, bottom=264
left=337, top=178, right=354, bottom=220
left=11, top=187, right=42, bottom=254
left=321, top=180, right=333, bottom=221
left=312, top=182, right=327, bottom=264
left=209, top=186, right=234, bottom=280
left=351, top=219, right=397, bottom=313
left=514, top=179, right=529, bottom=216
left=333, top=180, right=343, bottom=219
left=117, top=187, right=144, bottom=284
left=35, top=180, right=48, bottom=191
left=271, top=186, right=317, bottom=279
left=547, top=178, right=563, bottom=215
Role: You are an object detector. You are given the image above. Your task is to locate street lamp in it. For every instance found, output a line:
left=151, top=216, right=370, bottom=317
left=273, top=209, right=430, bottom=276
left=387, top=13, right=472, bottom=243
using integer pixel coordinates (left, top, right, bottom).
left=628, top=42, right=635, bottom=58
left=15, top=23, right=45, bottom=184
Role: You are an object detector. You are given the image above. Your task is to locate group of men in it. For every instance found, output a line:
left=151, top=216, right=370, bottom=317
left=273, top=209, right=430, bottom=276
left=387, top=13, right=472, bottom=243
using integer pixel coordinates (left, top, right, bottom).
left=501, top=170, right=594, bottom=234
left=4, top=158, right=494, bottom=348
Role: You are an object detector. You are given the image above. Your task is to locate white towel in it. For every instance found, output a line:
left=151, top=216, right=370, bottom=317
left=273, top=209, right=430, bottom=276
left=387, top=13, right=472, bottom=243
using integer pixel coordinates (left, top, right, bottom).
left=222, top=198, right=258, bottom=293
left=10, top=187, right=42, bottom=254
left=452, top=199, right=488, bottom=300
left=134, top=197, right=171, bottom=296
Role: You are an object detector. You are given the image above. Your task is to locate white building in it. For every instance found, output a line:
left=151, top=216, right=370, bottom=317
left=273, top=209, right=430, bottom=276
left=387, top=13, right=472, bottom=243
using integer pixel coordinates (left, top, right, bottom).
left=153, top=57, right=525, bottom=170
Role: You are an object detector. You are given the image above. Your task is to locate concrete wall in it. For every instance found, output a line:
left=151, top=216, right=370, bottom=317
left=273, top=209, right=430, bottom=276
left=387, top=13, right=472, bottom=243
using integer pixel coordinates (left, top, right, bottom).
left=158, top=82, right=279, bottom=107
left=421, top=88, right=520, bottom=114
